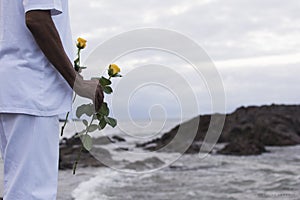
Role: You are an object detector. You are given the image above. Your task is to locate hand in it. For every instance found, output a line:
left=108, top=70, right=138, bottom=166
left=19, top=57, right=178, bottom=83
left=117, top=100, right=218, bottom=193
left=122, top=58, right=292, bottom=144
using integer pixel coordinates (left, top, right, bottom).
left=73, top=74, right=104, bottom=112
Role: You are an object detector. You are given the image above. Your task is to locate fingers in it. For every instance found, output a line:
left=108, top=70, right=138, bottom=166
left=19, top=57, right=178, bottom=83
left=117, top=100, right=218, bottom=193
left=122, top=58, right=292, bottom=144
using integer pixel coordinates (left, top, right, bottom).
left=73, top=75, right=103, bottom=112
left=94, top=85, right=104, bottom=112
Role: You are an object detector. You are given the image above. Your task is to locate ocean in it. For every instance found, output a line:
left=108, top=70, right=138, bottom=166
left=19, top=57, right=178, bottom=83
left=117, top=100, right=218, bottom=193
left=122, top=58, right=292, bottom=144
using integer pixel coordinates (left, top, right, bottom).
left=64, top=145, right=300, bottom=200
left=1, top=120, right=300, bottom=200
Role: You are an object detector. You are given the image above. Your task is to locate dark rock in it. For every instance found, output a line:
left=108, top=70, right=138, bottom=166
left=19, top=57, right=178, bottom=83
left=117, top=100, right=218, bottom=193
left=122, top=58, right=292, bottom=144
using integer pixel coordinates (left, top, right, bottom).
left=136, top=138, right=161, bottom=148
left=220, top=105, right=300, bottom=145
left=60, top=136, right=81, bottom=146
left=136, top=104, right=300, bottom=155
left=112, top=135, right=126, bottom=142
left=124, top=157, right=165, bottom=171
left=59, top=135, right=111, bottom=170
left=114, top=147, right=130, bottom=151
left=217, top=139, right=267, bottom=156
left=185, top=142, right=202, bottom=154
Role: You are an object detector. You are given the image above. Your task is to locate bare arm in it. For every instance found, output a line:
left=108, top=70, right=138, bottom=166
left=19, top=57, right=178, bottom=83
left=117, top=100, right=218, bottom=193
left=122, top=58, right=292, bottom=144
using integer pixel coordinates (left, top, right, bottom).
left=25, top=10, right=103, bottom=111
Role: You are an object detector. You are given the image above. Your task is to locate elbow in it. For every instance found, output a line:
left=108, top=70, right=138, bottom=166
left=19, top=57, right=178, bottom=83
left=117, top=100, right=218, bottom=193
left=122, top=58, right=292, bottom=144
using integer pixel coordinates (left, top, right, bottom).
left=25, top=10, right=51, bottom=32
left=25, top=14, right=36, bottom=31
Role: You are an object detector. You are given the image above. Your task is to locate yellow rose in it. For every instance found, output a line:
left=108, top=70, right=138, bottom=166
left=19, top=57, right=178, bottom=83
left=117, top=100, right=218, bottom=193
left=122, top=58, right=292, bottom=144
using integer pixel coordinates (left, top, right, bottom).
left=77, top=37, right=87, bottom=49
left=108, top=64, right=121, bottom=76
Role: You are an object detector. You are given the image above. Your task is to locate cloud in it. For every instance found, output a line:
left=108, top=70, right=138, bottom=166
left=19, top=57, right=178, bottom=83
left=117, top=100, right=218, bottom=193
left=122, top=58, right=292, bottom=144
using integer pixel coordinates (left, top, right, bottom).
left=215, top=53, right=300, bottom=68
left=69, top=0, right=300, bottom=60
left=68, top=0, right=300, bottom=118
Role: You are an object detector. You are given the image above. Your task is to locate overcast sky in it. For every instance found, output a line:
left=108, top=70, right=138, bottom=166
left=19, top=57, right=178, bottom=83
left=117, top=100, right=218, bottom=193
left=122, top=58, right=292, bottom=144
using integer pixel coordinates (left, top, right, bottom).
left=68, top=0, right=300, bottom=120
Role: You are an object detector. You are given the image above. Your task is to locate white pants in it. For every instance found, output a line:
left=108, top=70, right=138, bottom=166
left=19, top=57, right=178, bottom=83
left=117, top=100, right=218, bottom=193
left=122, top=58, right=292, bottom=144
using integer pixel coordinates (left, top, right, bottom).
left=0, top=114, right=59, bottom=200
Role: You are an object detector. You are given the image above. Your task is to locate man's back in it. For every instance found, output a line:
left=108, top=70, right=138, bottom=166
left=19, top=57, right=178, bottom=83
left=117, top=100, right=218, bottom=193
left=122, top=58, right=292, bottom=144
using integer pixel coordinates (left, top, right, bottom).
left=0, top=0, right=72, bottom=116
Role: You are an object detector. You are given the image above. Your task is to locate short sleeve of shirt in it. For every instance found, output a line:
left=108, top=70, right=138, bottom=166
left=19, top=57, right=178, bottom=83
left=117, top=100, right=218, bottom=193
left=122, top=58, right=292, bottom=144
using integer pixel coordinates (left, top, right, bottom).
left=23, top=0, right=63, bottom=15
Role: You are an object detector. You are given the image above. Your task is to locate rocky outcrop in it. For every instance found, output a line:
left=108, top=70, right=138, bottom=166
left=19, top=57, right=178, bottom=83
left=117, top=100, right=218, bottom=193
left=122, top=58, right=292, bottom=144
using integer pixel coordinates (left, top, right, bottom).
left=59, top=135, right=111, bottom=170
left=59, top=133, right=128, bottom=170
left=220, top=105, right=300, bottom=145
left=112, top=135, right=126, bottom=142
left=136, top=104, right=300, bottom=155
left=124, top=157, right=165, bottom=171
left=216, top=139, right=267, bottom=155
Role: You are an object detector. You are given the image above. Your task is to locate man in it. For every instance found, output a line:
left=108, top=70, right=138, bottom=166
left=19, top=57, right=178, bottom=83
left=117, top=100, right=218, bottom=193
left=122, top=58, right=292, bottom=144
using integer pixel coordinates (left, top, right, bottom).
left=0, top=0, right=103, bottom=199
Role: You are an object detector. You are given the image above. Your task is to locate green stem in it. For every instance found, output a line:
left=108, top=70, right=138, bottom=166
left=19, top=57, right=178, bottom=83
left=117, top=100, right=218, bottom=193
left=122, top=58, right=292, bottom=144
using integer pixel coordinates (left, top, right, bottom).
left=72, top=118, right=94, bottom=175
left=72, top=94, right=77, bottom=103
left=60, top=112, right=69, bottom=137
left=77, top=49, right=81, bottom=65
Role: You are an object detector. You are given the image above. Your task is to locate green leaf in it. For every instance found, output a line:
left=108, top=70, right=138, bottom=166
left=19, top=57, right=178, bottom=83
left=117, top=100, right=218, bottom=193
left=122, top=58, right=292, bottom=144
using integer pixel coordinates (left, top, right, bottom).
left=99, top=102, right=109, bottom=116
left=76, top=104, right=94, bottom=118
left=96, top=113, right=103, bottom=121
left=104, top=116, right=117, bottom=128
left=93, top=114, right=98, bottom=120
left=99, top=76, right=112, bottom=86
left=82, top=119, right=88, bottom=126
left=80, top=134, right=93, bottom=151
left=99, top=119, right=107, bottom=130
left=103, top=86, right=113, bottom=94
left=87, top=124, right=98, bottom=133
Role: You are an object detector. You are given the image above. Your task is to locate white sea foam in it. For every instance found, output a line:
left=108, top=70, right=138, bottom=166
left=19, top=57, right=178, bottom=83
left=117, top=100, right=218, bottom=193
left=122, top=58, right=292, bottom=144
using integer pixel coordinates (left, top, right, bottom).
left=71, top=145, right=300, bottom=200
left=72, top=168, right=120, bottom=200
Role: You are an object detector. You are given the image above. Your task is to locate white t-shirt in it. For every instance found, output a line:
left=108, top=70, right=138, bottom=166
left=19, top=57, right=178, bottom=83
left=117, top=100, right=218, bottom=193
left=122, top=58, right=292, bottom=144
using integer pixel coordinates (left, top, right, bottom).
left=0, top=0, right=73, bottom=116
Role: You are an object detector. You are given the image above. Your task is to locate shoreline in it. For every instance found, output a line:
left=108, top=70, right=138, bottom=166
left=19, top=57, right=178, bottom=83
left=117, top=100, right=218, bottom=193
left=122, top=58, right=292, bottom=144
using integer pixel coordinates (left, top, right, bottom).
left=57, top=167, right=100, bottom=200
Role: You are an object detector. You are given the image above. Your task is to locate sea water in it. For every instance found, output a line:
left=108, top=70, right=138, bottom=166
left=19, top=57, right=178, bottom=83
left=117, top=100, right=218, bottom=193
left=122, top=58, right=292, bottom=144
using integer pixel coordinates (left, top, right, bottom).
left=70, top=145, right=300, bottom=200
left=1, top=120, right=299, bottom=199
left=59, top=120, right=300, bottom=200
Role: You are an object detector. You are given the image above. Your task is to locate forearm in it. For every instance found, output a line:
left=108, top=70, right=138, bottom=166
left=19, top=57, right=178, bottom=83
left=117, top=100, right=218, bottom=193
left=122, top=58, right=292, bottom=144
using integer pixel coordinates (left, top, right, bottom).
left=25, top=10, right=77, bottom=88
left=25, top=10, right=103, bottom=111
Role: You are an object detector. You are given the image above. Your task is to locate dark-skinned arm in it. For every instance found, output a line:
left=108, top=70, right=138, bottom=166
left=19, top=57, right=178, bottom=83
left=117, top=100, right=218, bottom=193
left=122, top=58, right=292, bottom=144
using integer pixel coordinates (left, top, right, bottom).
left=25, top=10, right=103, bottom=111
